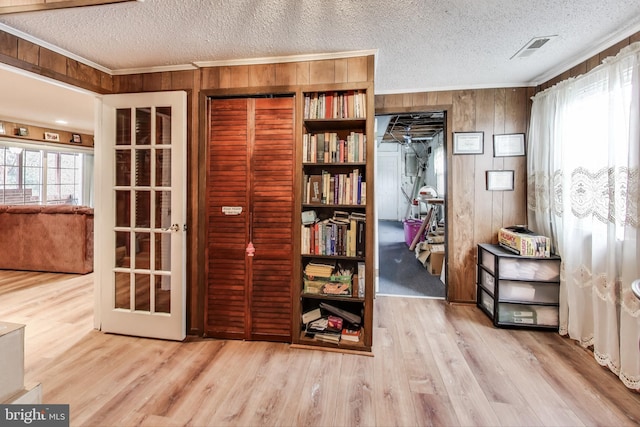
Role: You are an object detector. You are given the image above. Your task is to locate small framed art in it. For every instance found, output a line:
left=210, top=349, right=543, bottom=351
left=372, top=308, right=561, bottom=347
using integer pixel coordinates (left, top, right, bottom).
left=493, top=133, right=525, bottom=157
left=72, top=133, right=82, bottom=143
left=453, top=131, right=484, bottom=154
left=486, top=170, right=514, bottom=191
left=44, top=132, right=60, bottom=142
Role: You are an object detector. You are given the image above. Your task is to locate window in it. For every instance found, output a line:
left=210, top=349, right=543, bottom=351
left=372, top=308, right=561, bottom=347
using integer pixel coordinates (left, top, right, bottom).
left=0, top=142, right=93, bottom=206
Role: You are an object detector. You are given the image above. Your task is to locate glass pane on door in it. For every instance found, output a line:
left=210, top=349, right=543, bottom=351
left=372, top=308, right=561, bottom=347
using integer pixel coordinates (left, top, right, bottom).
left=113, top=106, right=173, bottom=314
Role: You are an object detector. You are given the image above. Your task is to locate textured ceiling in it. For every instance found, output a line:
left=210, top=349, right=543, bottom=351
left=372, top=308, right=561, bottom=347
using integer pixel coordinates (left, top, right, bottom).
left=1, top=0, right=640, bottom=133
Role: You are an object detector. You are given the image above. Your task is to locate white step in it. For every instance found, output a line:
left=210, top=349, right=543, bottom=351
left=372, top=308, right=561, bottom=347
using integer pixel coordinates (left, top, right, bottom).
left=0, top=321, right=25, bottom=402
left=4, top=383, right=42, bottom=404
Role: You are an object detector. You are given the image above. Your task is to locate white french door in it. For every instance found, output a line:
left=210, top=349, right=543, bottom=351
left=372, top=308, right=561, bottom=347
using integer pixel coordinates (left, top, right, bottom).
left=95, top=91, right=187, bottom=341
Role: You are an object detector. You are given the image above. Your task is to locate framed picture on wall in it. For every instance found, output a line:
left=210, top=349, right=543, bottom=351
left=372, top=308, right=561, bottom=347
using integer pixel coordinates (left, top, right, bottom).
left=72, top=133, right=82, bottom=143
left=0, top=122, right=4, bottom=135
left=486, top=170, right=514, bottom=191
left=453, top=131, right=484, bottom=154
left=493, top=133, right=525, bottom=157
left=44, top=132, right=60, bottom=142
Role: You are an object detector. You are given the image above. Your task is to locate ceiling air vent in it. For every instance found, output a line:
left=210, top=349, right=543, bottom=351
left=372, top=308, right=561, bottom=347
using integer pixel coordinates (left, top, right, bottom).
left=511, top=36, right=557, bottom=59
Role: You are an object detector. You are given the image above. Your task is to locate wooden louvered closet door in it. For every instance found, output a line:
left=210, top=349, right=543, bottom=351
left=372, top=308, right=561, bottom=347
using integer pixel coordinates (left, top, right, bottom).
left=206, top=96, right=294, bottom=342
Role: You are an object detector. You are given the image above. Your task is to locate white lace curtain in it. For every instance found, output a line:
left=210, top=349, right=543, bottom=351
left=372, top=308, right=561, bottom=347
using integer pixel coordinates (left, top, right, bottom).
left=528, top=42, right=640, bottom=390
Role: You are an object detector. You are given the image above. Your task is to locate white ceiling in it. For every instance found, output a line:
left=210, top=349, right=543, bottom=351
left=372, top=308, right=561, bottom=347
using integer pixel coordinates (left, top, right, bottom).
left=1, top=0, right=640, bottom=134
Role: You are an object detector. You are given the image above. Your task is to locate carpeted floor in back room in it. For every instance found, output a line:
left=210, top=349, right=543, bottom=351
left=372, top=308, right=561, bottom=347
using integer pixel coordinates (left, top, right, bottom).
left=377, top=220, right=445, bottom=298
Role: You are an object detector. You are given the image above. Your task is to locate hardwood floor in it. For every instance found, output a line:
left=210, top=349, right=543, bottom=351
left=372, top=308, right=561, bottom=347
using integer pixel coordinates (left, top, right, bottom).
left=1, top=270, right=639, bottom=426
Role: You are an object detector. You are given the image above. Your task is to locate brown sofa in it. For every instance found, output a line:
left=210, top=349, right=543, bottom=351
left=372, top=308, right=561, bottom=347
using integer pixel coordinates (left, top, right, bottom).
left=0, top=204, right=93, bottom=274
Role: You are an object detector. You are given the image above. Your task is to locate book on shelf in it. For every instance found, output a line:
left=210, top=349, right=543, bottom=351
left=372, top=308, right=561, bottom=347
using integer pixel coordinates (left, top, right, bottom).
left=327, top=315, right=343, bottom=331
left=302, top=210, right=317, bottom=225
left=302, top=309, right=362, bottom=344
left=306, top=317, right=329, bottom=333
left=304, top=261, right=336, bottom=277
left=357, top=262, right=365, bottom=298
left=341, top=327, right=362, bottom=343
left=307, top=175, right=322, bottom=203
left=355, top=218, right=366, bottom=257
left=301, top=211, right=365, bottom=257
left=303, top=171, right=365, bottom=206
left=304, top=91, right=367, bottom=120
left=314, top=330, right=341, bottom=344
left=302, top=307, right=322, bottom=324
left=302, top=132, right=366, bottom=163
left=319, top=302, right=361, bottom=327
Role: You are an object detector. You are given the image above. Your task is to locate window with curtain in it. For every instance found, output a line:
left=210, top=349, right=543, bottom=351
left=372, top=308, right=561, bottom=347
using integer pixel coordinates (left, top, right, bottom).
left=528, top=42, right=640, bottom=390
left=0, top=141, right=94, bottom=207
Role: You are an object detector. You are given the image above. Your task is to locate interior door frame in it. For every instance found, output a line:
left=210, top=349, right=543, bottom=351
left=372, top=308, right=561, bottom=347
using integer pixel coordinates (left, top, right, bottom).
left=374, top=106, right=450, bottom=300
left=198, top=86, right=300, bottom=337
left=202, top=90, right=297, bottom=340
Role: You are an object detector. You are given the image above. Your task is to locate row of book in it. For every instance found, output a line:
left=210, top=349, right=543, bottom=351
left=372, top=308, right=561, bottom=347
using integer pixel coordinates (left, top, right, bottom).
left=303, top=171, right=366, bottom=205
left=302, top=132, right=366, bottom=164
left=303, top=90, right=367, bottom=120
left=301, top=212, right=365, bottom=257
left=302, top=303, right=364, bottom=344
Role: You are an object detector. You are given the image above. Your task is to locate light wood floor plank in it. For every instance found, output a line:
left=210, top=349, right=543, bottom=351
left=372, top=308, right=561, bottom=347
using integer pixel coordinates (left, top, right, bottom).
left=332, top=349, right=376, bottom=427
left=1, top=271, right=639, bottom=427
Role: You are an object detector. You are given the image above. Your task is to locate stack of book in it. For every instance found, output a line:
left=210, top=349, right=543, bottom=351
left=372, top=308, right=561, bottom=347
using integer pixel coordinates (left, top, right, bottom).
left=304, top=262, right=335, bottom=277
left=301, top=303, right=363, bottom=345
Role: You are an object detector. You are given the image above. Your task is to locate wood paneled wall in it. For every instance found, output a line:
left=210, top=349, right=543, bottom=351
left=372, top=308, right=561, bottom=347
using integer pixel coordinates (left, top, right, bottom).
left=376, top=88, right=534, bottom=303
left=0, top=29, right=113, bottom=93
left=109, top=57, right=375, bottom=335
left=0, top=38, right=374, bottom=335
left=2, top=21, right=636, bottom=317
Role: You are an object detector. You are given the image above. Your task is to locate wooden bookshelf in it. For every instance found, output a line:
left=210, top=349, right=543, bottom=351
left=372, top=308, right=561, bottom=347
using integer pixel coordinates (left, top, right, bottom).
left=293, top=86, right=374, bottom=353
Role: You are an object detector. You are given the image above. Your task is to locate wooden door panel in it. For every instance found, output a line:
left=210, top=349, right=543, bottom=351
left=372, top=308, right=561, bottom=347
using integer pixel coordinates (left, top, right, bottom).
left=206, top=96, right=294, bottom=341
left=206, top=99, right=249, bottom=339
left=250, top=98, right=294, bottom=341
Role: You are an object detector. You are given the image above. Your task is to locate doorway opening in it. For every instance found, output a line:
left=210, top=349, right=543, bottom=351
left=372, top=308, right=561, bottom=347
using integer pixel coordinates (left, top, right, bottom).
left=375, top=111, right=446, bottom=298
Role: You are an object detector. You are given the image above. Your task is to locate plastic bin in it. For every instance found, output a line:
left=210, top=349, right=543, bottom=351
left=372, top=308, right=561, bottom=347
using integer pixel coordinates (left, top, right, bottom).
left=403, top=218, right=425, bottom=247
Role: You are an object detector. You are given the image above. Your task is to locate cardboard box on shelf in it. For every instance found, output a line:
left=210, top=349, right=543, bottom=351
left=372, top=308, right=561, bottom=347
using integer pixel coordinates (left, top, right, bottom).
left=498, top=226, right=550, bottom=257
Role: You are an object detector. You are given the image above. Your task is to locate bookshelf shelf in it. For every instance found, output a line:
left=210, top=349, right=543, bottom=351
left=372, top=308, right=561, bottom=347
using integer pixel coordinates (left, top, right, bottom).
left=300, top=293, right=365, bottom=303
left=303, top=118, right=367, bottom=131
left=302, top=204, right=365, bottom=209
left=302, top=162, right=367, bottom=167
left=294, top=86, right=374, bottom=354
left=301, top=254, right=365, bottom=261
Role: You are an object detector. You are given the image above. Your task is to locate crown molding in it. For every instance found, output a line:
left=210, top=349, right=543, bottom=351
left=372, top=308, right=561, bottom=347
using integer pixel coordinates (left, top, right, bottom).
left=191, top=49, right=378, bottom=68
left=0, top=0, right=139, bottom=15
left=0, top=23, right=112, bottom=74
left=374, top=82, right=536, bottom=96
left=111, top=63, right=198, bottom=75
left=532, top=18, right=640, bottom=86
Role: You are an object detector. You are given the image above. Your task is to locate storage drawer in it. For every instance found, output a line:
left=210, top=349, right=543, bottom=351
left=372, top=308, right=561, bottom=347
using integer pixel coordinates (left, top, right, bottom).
left=498, top=280, right=559, bottom=304
left=498, top=258, right=560, bottom=281
left=479, top=249, right=495, bottom=274
left=478, top=269, right=495, bottom=295
left=497, top=303, right=558, bottom=327
left=478, top=287, right=494, bottom=317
